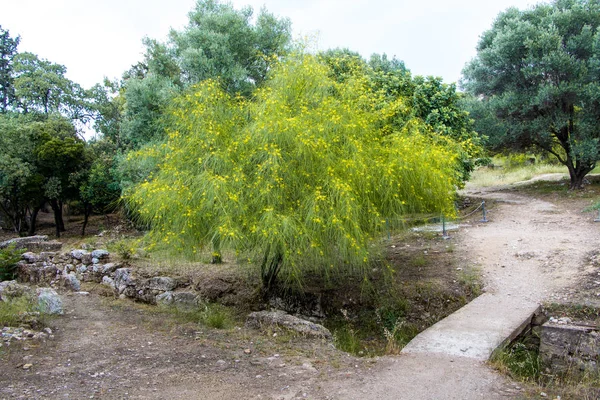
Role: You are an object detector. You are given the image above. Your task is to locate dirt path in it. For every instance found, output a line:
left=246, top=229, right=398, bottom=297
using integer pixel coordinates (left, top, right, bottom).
left=1, top=182, right=598, bottom=399
left=314, top=185, right=599, bottom=399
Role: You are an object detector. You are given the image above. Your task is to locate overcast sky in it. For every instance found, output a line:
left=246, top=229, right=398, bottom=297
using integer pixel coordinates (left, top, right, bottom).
left=3, top=0, right=540, bottom=89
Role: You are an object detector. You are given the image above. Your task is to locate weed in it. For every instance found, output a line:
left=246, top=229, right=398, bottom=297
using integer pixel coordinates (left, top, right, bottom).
left=332, top=309, right=363, bottom=355
left=160, top=302, right=234, bottom=329
left=0, top=296, right=53, bottom=329
left=457, top=268, right=483, bottom=297
left=411, top=255, right=428, bottom=268
left=0, top=244, right=25, bottom=281
left=491, top=341, right=541, bottom=381
left=200, top=303, right=233, bottom=329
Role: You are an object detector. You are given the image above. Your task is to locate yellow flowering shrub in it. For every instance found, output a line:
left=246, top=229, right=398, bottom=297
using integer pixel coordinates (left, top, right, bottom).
left=127, top=54, right=464, bottom=290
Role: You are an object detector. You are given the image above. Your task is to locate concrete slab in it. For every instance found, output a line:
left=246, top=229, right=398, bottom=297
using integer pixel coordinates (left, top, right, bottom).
left=402, top=293, right=541, bottom=360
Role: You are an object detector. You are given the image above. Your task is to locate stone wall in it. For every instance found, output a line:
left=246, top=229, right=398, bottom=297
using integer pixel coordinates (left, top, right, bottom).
left=539, top=321, right=599, bottom=375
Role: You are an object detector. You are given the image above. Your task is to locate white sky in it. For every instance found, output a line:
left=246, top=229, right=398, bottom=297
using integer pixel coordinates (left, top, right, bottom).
left=2, top=0, right=540, bottom=89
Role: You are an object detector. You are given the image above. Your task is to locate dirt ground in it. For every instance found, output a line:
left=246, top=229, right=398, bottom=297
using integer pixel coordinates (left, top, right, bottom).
left=1, top=176, right=599, bottom=399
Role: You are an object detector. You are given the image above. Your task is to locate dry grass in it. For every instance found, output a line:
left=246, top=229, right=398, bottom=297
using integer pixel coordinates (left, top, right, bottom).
left=467, top=163, right=568, bottom=188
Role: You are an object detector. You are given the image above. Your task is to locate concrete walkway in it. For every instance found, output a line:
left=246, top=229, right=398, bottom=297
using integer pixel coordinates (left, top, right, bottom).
left=319, top=188, right=598, bottom=399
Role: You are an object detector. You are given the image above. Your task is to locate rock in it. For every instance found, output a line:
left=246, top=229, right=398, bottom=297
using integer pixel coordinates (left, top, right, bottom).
left=113, top=268, right=134, bottom=294
left=172, top=292, right=200, bottom=309
left=0, top=236, right=48, bottom=249
left=76, top=265, right=88, bottom=273
left=18, top=261, right=60, bottom=285
left=156, top=291, right=174, bottom=305
left=0, top=280, right=33, bottom=301
left=91, top=249, right=110, bottom=259
left=81, top=253, right=93, bottom=265
left=101, top=263, right=119, bottom=274
left=101, top=276, right=114, bottom=287
left=70, top=250, right=88, bottom=260
left=92, top=257, right=100, bottom=264
left=62, top=273, right=81, bottom=291
left=245, top=310, right=332, bottom=339
left=36, top=288, right=63, bottom=315
left=21, top=252, right=40, bottom=263
left=144, top=276, right=177, bottom=292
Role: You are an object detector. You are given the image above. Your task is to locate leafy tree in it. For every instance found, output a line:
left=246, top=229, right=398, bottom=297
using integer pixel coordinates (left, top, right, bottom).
left=169, top=0, right=291, bottom=95
left=462, top=0, right=600, bottom=189
left=0, top=26, right=20, bottom=113
left=320, top=50, right=483, bottom=181
left=75, top=141, right=121, bottom=236
left=0, top=113, right=42, bottom=234
left=33, top=117, right=85, bottom=237
left=94, top=0, right=292, bottom=152
left=119, top=74, right=179, bottom=149
left=126, top=54, right=464, bottom=293
left=12, top=52, right=90, bottom=122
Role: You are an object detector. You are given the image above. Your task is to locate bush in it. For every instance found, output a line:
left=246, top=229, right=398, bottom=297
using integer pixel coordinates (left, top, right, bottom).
left=0, top=244, right=25, bottom=281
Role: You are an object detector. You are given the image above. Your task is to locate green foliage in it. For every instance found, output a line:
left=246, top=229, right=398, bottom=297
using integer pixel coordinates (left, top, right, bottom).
left=127, top=54, right=463, bottom=289
left=0, top=244, right=25, bottom=281
left=462, top=0, right=600, bottom=188
left=12, top=52, right=89, bottom=120
left=0, top=25, right=20, bottom=113
left=491, top=340, right=541, bottom=381
left=98, top=0, right=292, bottom=153
left=0, top=113, right=85, bottom=234
left=333, top=324, right=363, bottom=355
left=120, top=74, right=179, bottom=149
left=0, top=296, right=36, bottom=327
left=200, top=303, right=233, bottom=329
left=169, top=0, right=291, bottom=95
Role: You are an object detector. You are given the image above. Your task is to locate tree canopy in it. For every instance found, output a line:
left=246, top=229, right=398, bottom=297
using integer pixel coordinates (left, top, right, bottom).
left=462, top=0, right=600, bottom=189
left=126, top=54, right=466, bottom=291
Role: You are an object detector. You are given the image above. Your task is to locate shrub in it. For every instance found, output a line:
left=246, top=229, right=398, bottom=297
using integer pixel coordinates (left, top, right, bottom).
left=0, top=244, right=25, bottom=281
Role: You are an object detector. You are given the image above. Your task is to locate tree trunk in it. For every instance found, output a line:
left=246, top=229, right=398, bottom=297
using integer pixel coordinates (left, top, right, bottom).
left=50, top=199, right=61, bottom=238
left=566, top=160, right=593, bottom=190
left=81, top=203, right=92, bottom=236
left=27, top=206, right=40, bottom=236
left=58, top=200, right=65, bottom=232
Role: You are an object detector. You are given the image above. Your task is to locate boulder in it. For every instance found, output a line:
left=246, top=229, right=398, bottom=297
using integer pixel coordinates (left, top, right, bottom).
left=101, top=276, right=114, bottom=287
left=36, top=288, right=63, bottom=315
left=101, top=263, right=119, bottom=275
left=70, top=249, right=88, bottom=260
left=113, top=268, right=135, bottom=294
left=245, top=310, right=332, bottom=339
left=156, top=291, right=174, bottom=305
left=21, top=252, right=40, bottom=263
left=91, top=249, right=110, bottom=259
left=143, top=276, right=177, bottom=292
left=62, top=273, right=81, bottom=291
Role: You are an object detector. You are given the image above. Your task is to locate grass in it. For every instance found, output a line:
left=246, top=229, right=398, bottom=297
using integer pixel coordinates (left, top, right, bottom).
left=457, top=267, right=483, bottom=297
left=468, top=162, right=568, bottom=188
left=0, top=296, right=54, bottom=329
left=160, top=302, right=235, bottom=330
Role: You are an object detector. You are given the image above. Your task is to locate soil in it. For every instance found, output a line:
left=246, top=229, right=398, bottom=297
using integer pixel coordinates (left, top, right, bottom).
left=1, top=176, right=599, bottom=399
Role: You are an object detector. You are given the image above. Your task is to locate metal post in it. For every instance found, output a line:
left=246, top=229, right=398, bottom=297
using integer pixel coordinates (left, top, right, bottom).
left=442, top=215, right=450, bottom=240
left=480, top=201, right=488, bottom=223
left=595, top=210, right=600, bottom=223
